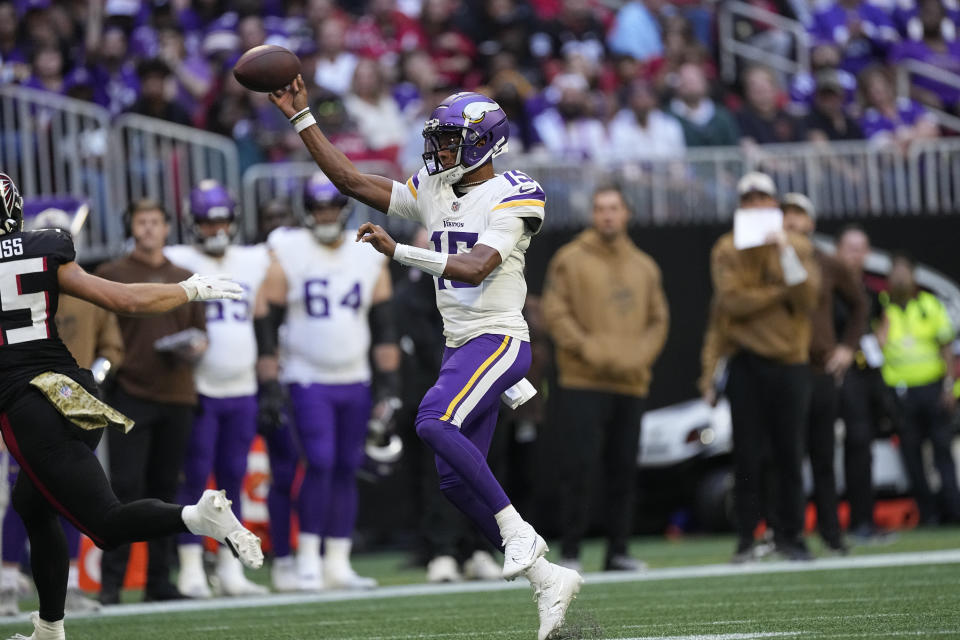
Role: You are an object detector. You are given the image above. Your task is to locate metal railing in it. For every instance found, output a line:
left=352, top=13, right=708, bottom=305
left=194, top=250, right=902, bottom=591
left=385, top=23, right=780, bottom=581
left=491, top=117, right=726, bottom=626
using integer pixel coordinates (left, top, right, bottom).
left=111, top=114, right=241, bottom=242
left=895, top=59, right=960, bottom=134
left=0, top=85, right=115, bottom=259
left=717, top=0, right=810, bottom=84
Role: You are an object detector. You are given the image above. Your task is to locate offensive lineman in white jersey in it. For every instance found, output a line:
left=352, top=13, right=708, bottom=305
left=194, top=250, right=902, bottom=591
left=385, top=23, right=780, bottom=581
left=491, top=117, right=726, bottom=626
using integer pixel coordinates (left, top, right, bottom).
left=266, top=77, right=581, bottom=639
left=255, top=174, right=400, bottom=591
left=164, top=181, right=270, bottom=598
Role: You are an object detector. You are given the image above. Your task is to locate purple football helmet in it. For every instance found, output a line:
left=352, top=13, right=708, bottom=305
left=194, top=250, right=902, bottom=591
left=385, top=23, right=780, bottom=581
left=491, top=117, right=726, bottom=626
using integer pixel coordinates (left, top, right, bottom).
left=0, top=173, right=23, bottom=236
left=189, top=179, right=237, bottom=255
left=302, top=173, right=349, bottom=244
left=422, top=92, right=510, bottom=185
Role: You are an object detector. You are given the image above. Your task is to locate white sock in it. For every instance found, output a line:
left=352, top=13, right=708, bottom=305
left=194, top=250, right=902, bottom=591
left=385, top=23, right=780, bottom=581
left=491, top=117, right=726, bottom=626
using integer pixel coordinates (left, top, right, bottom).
left=297, top=533, right=321, bottom=560
left=1, top=565, right=20, bottom=591
left=494, top=505, right=525, bottom=540
left=324, top=537, right=352, bottom=574
left=67, top=564, right=79, bottom=591
left=35, top=614, right=65, bottom=635
left=524, top=557, right=553, bottom=586
left=178, top=544, right=204, bottom=574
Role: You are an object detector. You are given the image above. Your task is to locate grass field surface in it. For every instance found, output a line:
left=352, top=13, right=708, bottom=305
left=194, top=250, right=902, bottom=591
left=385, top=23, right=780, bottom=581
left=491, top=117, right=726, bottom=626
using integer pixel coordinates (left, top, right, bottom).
left=1, top=529, right=958, bottom=640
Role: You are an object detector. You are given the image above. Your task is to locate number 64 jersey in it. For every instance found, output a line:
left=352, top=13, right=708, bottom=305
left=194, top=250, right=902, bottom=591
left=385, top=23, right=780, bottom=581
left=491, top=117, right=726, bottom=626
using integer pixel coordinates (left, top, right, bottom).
left=388, top=167, right=546, bottom=347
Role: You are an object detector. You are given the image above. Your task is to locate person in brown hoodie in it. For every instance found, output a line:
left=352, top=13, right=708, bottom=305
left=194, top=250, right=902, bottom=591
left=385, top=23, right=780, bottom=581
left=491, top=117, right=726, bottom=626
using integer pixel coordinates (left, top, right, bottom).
left=711, top=172, right=820, bottom=563
left=542, top=184, right=669, bottom=572
left=782, top=193, right=867, bottom=554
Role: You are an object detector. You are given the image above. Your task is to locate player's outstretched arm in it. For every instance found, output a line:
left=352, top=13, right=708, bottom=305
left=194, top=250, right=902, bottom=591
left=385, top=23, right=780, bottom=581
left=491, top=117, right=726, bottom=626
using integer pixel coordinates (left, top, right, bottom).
left=58, top=262, right=242, bottom=315
left=357, top=223, right=502, bottom=287
left=269, top=75, right=394, bottom=214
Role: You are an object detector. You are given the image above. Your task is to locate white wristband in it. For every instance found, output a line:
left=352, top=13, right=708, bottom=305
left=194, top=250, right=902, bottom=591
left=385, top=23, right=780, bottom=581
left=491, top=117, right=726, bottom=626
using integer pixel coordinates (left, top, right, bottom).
left=289, top=107, right=316, bottom=133
left=393, top=243, right=448, bottom=278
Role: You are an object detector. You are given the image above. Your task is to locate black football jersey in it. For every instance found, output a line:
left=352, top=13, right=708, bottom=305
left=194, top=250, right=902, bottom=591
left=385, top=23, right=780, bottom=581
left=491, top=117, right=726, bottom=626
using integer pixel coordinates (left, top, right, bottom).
left=0, top=229, right=85, bottom=410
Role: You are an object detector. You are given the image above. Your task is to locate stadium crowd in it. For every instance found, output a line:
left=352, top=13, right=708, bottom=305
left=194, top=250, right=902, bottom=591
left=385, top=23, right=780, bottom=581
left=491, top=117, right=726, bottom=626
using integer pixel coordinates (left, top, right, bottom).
left=0, top=0, right=958, bottom=178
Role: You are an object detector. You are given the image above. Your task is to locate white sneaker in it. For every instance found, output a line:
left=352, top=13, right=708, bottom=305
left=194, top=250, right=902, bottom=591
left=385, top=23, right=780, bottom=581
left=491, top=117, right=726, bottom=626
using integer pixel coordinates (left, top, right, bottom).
left=533, top=564, right=583, bottom=640
left=177, top=565, right=212, bottom=599
left=297, top=550, right=324, bottom=592
left=426, top=556, right=462, bottom=583
left=213, top=550, right=268, bottom=596
left=463, top=551, right=501, bottom=581
left=64, top=588, right=101, bottom=614
left=324, top=566, right=377, bottom=590
left=187, top=490, right=263, bottom=570
left=0, top=588, right=18, bottom=617
left=502, top=523, right=548, bottom=580
left=271, top=556, right=300, bottom=592
left=7, top=612, right=65, bottom=640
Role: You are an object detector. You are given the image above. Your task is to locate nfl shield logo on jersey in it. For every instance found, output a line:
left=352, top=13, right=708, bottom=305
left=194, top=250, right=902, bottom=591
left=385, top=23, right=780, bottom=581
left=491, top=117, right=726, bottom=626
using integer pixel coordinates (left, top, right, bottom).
left=451, top=201, right=460, bottom=212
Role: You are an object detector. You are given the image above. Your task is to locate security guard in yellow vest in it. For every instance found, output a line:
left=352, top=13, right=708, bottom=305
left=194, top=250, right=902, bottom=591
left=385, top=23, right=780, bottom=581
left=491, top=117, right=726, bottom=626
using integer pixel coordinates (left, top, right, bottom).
left=879, top=253, right=960, bottom=524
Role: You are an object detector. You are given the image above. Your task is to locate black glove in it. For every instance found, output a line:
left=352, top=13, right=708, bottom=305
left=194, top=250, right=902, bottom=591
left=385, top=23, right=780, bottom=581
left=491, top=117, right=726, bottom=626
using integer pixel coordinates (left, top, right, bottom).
left=257, top=379, right=289, bottom=436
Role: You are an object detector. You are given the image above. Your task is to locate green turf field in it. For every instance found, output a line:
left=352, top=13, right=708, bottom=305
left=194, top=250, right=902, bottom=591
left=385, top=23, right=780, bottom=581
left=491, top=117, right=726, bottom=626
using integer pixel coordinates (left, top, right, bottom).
left=2, top=530, right=958, bottom=640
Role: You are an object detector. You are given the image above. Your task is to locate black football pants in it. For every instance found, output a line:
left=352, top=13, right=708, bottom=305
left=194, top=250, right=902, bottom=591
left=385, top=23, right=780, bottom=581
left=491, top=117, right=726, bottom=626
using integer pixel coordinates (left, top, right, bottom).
left=0, top=388, right=187, bottom=622
left=806, top=372, right=841, bottom=545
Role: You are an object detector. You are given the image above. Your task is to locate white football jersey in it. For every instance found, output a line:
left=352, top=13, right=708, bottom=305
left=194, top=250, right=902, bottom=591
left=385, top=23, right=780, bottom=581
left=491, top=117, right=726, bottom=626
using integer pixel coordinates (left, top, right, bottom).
left=268, top=227, right=386, bottom=385
left=164, top=244, right=270, bottom=398
left=388, top=167, right=545, bottom=347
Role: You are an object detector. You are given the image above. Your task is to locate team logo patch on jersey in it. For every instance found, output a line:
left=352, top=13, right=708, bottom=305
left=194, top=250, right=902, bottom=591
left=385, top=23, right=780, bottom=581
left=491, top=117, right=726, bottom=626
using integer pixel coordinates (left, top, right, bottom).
left=451, top=201, right=461, bottom=212
left=59, top=385, right=72, bottom=399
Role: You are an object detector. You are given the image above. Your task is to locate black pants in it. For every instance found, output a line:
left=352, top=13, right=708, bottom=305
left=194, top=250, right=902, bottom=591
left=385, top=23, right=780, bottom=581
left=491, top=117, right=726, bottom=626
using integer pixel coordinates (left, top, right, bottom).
left=895, top=381, right=960, bottom=524
left=100, top=388, right=193, bottom=597
left=726, top=352, right=810, bottom=547
left=806, top=372, right=841, bottom=545
left=839, top=367, right=885, bottom=530
left=558, top=388, right=643, bottom=561
left=0, top=388, right=186, bottom=622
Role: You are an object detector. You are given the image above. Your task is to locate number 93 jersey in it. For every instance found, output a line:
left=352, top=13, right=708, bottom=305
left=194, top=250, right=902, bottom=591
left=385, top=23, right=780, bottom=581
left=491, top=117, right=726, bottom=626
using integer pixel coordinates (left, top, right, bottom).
left=164, top=244, right=270, bottom=398
left=388, top=167, right=545, bottom=347
left=267, top=227, right=386, bottom=385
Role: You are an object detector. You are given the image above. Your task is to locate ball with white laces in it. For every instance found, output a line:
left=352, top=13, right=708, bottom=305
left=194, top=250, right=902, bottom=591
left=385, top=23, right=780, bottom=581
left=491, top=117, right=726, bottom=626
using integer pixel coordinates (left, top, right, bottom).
left=178, top=273, right=245, bottom=301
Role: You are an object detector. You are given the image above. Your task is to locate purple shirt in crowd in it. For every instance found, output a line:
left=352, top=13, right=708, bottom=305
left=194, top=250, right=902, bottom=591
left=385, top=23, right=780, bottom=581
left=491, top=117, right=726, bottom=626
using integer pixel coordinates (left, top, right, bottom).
left=810, top=2, right=900, bottom=74
left=889, top=39, right=960, bottom=107
left=860, top=96, right=934, bottom=141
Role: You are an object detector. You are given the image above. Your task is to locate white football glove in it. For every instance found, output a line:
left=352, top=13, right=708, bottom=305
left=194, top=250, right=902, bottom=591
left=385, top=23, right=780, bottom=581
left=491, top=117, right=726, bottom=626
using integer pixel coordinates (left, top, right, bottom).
left=178, top=273, right=244, bottom=301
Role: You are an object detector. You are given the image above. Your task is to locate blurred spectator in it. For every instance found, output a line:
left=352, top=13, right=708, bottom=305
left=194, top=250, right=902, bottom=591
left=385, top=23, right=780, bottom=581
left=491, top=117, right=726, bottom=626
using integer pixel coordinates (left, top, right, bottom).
left=206, top=72, right=266, bottom=171
left=420, top=0, right=478, bottom=89
left=892, top=0, right=960, bottom=40
left=531, top=0, right=609, bottom=63
left=344, top=57, right=406, bottom=160
left=733, top=0, right=795, bottom=73
left=782, top=193, right=866, bottom=555
left=22, top=44, right=65, bottom=94
left=482, top=60, right=537, bottom=151
left=257, top=198, right=296, bottom=243
left=788, top=44, right=857, bottom=117
left=809, top=0, right=900, bottom=75
left=91, top=26, right=140, bottom=116
left=0, top=0, right=29, bottom=84
left=237, top=15, right=267, bottom=53
left=315, top=87, right=403, bottom=166
left=859, top=65, right=939, bottom=150
left=608, top=79, right=686, bottom=160
left=314, top=18, right=358, bottom=96
left=879, top=252, right=960, bottom=525
left=130, top=59, right=192, bottom=126
left=889, top=0, right=960, bottom=113
left=606, top=0, right=663, bottom=63
left=737, top=66, right=806, bottom=146
left=668, top=63, right=740, bottom=147
left=542, top=184, right=669, bottom=572
left=467, top=0, right=539, bottom=75
left=156, top=25, right=214, bottom=120
left=710, top=172, right=819, bottom=563
left=649, top=15, right=714, bottom=97
left=346, top=0, right=426, bottom=66
left=531, top=73, right=607, bottom=159
left=804, top=69, right=864, bottom=141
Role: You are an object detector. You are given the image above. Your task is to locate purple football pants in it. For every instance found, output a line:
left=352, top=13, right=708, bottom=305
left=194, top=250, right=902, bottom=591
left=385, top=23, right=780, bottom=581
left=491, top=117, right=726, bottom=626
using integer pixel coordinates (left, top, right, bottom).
left=287, top=382, right=371, bottom=540
left=177, top=395, right=258, bottom=545
left=415, top=335, right=530, bottom=549
left=264, top=421, right=298, bottom=558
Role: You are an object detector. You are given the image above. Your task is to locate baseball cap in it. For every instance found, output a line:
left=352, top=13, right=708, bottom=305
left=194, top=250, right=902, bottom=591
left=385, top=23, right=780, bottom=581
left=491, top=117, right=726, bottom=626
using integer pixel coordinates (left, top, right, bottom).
left=737, top=172, right=777, bottom=198
left=781, top=192, right=816, bottom=219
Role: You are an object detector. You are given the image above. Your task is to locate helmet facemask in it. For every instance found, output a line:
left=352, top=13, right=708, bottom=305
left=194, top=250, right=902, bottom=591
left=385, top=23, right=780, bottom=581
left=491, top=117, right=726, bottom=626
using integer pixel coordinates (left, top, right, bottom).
left=0, top=173, right=24, bottom=236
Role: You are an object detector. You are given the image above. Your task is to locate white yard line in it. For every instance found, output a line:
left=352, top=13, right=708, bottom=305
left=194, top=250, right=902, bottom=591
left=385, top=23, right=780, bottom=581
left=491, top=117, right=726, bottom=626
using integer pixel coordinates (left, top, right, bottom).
left=1, top=549, right=957, bottom=624
left=615, top=634, right=805, bottom=640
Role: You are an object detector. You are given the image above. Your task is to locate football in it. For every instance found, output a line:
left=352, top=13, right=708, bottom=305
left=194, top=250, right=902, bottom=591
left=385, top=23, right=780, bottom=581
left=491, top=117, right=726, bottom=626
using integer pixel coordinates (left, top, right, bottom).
left=233, top=44, right=301, bottom=93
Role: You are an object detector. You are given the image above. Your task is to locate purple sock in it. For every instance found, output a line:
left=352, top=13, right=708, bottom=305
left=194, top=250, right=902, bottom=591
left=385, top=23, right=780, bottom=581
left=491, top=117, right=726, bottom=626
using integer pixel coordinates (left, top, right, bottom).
left=265, top=424, right=298, bottom=558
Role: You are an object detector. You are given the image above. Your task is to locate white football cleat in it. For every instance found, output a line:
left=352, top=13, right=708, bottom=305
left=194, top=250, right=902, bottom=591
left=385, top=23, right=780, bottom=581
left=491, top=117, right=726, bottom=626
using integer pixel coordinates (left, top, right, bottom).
left=502, top=523, right=548, bottom=580
left=64, top=588, right=101, bottom=614
left=323, top=566, right=377, bottom=591
left=271, top=556, right=300, bottom=593
left=213, top=549, right=268, bottom=597
left=0, top=588, right=18, bottom=617
left=463, top=550, right=501, bottom=581
left=533, top=564, right=583, bottom=640
left=188, top=490, right=263, bottom=570
left=426, top=556, right=462, bottom=583
left=7, top=612, right=64, bottom=640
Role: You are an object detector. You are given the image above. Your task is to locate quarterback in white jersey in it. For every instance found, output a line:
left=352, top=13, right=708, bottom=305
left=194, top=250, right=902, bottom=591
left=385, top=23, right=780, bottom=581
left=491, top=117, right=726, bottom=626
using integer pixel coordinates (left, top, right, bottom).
left=267, top=78, right=581, bottom=640
left=255, top=175, right=399, bottom=592
left=163, top=180, right=269, bottom=599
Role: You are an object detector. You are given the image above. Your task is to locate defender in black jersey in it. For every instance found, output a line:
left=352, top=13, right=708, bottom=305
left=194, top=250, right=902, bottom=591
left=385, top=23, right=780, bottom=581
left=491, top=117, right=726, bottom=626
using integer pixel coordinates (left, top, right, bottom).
left=0, top=174, right=263, bottom=640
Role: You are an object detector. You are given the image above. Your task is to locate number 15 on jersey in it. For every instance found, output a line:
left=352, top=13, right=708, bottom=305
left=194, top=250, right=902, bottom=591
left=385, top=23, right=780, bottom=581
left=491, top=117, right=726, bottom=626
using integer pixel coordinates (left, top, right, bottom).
left=430, top=231, right=479, bottom=290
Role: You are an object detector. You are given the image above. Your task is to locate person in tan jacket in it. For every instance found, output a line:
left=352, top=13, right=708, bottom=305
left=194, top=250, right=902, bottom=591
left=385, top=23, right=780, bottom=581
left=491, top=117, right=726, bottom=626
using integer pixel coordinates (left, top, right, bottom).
left=542, top=184, right=669, bottom=571
left=711, top=172, right=820, bottom=564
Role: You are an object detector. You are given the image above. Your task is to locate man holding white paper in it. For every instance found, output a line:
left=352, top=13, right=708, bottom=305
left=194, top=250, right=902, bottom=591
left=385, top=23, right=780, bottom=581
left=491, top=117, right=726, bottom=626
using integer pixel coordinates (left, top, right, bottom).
left=710, top=172, right=820, bottom=563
